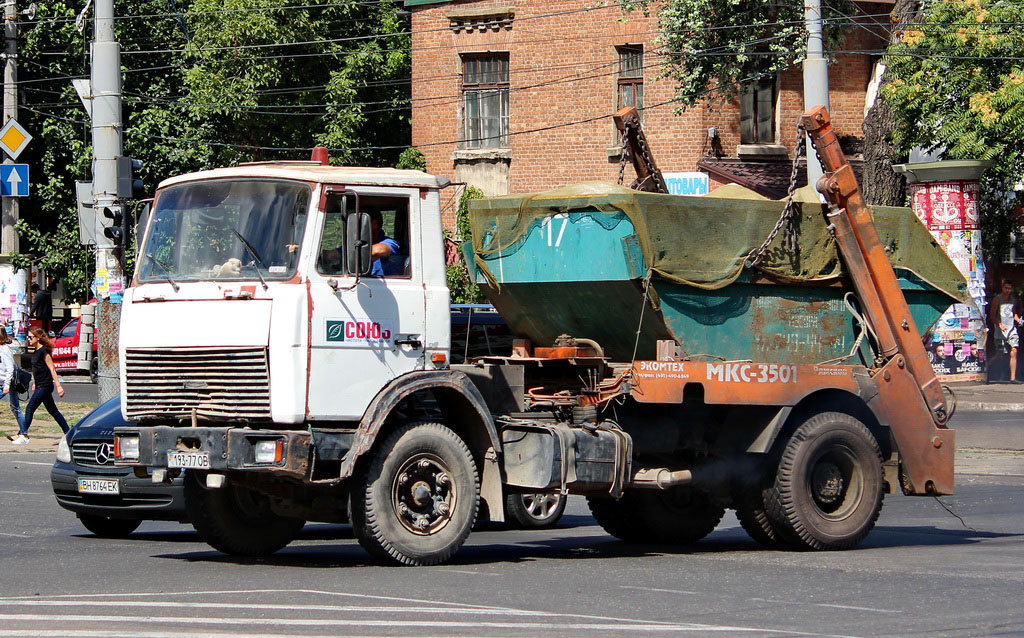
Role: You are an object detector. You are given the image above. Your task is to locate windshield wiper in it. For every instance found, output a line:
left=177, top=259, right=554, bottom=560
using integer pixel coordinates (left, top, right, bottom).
left=145, top=253, right=180, bottom=293
left=231, top=229, right=269, bottom=290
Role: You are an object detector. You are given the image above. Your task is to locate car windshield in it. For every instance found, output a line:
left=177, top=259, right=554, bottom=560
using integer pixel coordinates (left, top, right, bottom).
left=138, top=179, right=311, bottom=283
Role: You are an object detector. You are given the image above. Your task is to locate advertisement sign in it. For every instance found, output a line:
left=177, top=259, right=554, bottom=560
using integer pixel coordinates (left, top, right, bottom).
left=663, top=172, right=709, bottom=196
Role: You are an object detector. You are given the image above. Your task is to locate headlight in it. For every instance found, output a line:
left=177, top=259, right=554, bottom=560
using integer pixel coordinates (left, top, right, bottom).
left=254, top=439, right=283, bottom=464
left=115, top=434, right=140, bottom=461
left=56, top=434, right=71, bottom=464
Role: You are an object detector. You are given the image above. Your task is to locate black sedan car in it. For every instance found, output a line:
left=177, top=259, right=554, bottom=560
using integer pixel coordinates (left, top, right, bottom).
left=51, top=397, right=188, bottom=537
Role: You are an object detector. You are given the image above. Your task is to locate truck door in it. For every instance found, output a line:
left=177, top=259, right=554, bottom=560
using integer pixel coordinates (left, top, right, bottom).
left=305, top=186, right=425, bottom=420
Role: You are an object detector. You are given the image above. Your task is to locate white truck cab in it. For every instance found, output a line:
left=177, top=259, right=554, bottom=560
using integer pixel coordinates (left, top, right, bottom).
left=122, top=159, right=452, bottom=425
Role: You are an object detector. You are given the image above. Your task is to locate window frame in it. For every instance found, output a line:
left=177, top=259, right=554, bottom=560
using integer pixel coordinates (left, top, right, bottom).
left=616, top=45, right=644, bottom=115
left=461, top=52, right=510, bottom=149
left=740, top=77, right=778, bottom=145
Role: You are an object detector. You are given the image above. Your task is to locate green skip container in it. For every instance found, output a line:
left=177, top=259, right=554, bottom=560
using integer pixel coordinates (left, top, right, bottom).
left=466, top=182, right=969, bottom=364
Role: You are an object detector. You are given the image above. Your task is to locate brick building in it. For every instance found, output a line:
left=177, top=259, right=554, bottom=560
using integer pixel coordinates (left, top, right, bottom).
left=407, top=0, right=893, bottom=227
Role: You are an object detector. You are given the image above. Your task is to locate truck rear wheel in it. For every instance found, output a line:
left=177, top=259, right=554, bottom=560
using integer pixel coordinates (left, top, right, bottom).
left=350, top=421, right=479, bottom=566
left=589, top=486, right=725, bottom=544
left=733, top=485, right=783, bottom=549
left=765, top=411, right=884, bottom=550
left=185, top=473, right=305, bottom=557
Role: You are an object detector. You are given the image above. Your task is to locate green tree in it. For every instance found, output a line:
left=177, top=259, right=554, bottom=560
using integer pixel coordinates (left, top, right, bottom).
left=12, top=0, right=411, bottom=299
left=447, top=186, right=485, bottom=305
left=625, top=0, right=853, bottom=109
left=883, top=0, right=1024, bottom=261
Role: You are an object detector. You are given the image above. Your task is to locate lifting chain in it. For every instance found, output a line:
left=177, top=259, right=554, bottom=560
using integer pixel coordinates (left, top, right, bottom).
left=616, top=130, right=629, bottom=186
left=744, top=123, right=807, bottom=268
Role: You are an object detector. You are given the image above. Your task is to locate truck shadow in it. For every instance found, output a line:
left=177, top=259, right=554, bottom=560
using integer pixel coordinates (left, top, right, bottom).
left=148, top=522, right=1020, bottom=569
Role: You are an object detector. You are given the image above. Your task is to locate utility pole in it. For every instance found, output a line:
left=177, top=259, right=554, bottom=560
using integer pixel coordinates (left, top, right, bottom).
left=92, top=0, right=124, bottom=402
left=803, top=0, right=830, bottom=188
left=2, top=0, right=17, bottom=255
left=1, top=0, right=28, bottom=354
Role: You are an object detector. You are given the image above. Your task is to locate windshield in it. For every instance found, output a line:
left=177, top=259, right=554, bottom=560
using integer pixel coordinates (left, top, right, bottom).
left=138, top=179, right=311, bottom=283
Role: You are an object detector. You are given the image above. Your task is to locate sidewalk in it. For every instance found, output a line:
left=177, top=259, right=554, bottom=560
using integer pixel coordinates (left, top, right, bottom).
left=946, top=381, right=1024, bottom=412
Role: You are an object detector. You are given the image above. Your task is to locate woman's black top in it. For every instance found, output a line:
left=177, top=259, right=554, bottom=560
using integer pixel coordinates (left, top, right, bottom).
left=32, top=346, right=53, bottom=387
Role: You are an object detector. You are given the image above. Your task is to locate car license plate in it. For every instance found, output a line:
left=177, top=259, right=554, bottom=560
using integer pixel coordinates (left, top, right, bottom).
left=167, top=451, right=210, bottom=469
left=77, top=478, right=119, bottom=494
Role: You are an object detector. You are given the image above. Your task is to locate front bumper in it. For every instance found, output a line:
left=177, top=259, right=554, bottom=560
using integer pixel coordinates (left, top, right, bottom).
left=114, top=426, right=322, bottom=479
left=50, top=463, right=187, bottom=521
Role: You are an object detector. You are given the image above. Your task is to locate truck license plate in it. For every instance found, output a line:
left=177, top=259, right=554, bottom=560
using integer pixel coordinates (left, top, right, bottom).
left=77, top=478, right=119, bottom=494
left=166, top=451, right=210, bottom=469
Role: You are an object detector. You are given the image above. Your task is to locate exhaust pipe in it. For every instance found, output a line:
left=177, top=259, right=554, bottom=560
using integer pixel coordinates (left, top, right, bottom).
left=631, top=468, right=693, bottom=489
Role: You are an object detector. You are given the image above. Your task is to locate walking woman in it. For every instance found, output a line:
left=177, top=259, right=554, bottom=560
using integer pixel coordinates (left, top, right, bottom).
left=0, top=328, right=25, bottom=442
left=11, top=326, right=69, bottom=444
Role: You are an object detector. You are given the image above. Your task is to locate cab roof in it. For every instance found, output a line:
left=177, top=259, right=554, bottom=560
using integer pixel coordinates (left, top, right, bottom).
left=157, top=163, right=450, bottom=190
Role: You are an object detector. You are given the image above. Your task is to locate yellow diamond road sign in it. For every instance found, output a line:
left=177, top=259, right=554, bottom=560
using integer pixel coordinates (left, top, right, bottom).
left=0, top=119, right=32, bottom=160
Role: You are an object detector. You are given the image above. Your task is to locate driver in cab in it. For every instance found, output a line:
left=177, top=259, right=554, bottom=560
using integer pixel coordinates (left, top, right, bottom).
left=321, top=209, right=400, bottom=277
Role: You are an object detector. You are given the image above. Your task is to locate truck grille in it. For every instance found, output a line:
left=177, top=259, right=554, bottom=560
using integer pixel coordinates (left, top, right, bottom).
left=124, top=347, right=272, bottom=421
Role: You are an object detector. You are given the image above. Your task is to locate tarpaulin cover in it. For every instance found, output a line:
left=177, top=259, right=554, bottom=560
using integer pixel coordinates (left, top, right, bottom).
left=469, top=182, right=969, bottom=304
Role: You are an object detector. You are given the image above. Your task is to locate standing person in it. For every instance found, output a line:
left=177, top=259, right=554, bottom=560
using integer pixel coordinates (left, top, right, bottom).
left=990, top=278, right=1022, bottom=383
left=0, top=328, right=25, bottom=443
left=11, top=327, right=69, bottom=444
left=30, top=282, right=54, bottom=334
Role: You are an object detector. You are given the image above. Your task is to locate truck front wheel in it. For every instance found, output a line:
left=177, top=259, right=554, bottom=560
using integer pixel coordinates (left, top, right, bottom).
left=765, top=411, right=884, bottom=550
left=185, top=473, right=305, bottom=557
left=350, top=421, right=479, bottom=566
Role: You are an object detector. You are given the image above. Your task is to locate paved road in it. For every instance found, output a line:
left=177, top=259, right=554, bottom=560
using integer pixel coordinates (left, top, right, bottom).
left=1, top=451, right=1022, bottom=638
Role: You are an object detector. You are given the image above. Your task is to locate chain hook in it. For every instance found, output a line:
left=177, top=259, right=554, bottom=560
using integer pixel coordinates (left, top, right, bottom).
left=744, top=123, right=807, bottom=269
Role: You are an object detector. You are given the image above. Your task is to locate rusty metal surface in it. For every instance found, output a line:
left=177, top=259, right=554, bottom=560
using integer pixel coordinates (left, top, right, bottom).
left=338, top=370, right=500, bottom=480
left=869, top=357, right=955, bottom=495
left=630, top=359, right=861, bottom=406
left=801, top=105, right=955, bottom=494
left=613, top=106, right=667, bottom=193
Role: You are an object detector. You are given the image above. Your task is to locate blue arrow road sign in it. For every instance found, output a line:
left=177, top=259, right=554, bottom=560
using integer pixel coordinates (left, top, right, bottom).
left=0, top=164, right=28, bottom=197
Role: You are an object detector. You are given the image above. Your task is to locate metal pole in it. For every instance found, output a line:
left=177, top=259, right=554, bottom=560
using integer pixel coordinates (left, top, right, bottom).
left=1, top=0, right=28, bottom=355
left=2, top=0, right=17, bottom=254
left=92, top=0, right=123, bottom=402
left=803, top=0, right=830, bottom=188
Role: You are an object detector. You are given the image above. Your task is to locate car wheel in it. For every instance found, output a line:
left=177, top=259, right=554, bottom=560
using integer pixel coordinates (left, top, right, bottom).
left=77, top=513, right=142, bottom=538
left=504, top=491, right=567, bottom=529
left=89, top=358, right=98, bottom=384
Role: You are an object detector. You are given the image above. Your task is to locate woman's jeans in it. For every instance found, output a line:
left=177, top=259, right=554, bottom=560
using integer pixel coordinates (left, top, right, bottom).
left=21, top=384, right=69, bottom=435
left=2, top=388, right=23, bottom=433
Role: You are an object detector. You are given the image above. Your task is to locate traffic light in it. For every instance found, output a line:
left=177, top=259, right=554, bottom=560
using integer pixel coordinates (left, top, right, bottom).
left=99, top=205, right=124, bottom=246
left=116, top=156, right=145, bottom=199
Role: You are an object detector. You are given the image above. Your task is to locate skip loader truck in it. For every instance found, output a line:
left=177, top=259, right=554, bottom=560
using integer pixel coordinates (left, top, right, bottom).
left=114, top=107, right=962, bottom=565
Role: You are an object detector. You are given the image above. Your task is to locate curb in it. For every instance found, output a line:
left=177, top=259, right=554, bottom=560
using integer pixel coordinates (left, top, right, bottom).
left=955, top=402, right=1024, bottom=412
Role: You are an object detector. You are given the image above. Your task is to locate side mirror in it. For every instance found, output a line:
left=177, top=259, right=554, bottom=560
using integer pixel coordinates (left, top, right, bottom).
left=346, top=212, right=372, bottom=276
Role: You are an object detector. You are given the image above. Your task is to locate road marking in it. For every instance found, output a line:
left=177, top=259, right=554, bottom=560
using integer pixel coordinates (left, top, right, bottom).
left=620, top=585, right=701, bottom=595
left=0, top=532, right=31, bottom=538
left=10, top=461, right=54, bottom=466
left=0, top=593, right=865, bottom=637
left=0, top=614, right=780, bottom=633
left=438, top=568, right=502, bottom=577
left=0, top=633, right=452, bottom=638
left=0, top=490, right=44, bottom=495
left=748, top=597, right=901, bottom=614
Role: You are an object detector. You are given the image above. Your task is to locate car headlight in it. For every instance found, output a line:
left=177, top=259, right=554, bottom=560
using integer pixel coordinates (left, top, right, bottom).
left=56, top=434, right=72, bottom=464
left=114, top=434, right=140, bottom=461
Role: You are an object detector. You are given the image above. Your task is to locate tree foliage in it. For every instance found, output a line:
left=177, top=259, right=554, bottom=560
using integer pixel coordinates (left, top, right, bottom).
left=883, top=0, right=1024, bottom=260
left=446, top=186, right=485, bottom=305
left=11, top=0, right=411, bottom=300
left=625, top=0, right=853, bottom=108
